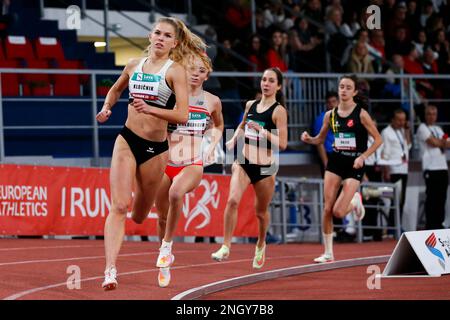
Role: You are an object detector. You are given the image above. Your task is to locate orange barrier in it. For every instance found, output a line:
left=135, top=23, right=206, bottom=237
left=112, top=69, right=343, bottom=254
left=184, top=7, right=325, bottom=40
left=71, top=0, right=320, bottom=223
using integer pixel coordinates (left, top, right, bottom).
left=0, top=164, right=258, bottom=236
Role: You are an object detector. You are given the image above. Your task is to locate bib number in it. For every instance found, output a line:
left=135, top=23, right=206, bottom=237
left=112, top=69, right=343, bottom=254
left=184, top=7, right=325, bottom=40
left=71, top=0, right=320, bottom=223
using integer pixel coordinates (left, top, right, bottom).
left=334, top=133, right=356, bottom=150
left=130, top=72, right=161, bottom=101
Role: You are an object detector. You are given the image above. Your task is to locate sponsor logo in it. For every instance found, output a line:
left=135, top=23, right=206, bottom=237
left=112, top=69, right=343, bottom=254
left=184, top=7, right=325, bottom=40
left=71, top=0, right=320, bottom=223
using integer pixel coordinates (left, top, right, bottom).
left=146, top=147, right=154, bottom=153
left=347, top=119, right=354, bottom=127
left=425, top=233, right=446, bottom=270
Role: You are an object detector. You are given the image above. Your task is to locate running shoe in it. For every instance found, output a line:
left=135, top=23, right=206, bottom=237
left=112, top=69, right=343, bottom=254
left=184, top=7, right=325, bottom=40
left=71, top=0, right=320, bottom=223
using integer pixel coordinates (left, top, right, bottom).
left=252, top=245, right=266, bottom=269
left=351, top=191, right=366, bottom=221
left=158, top=267, right=171, bottom=288
left=313, top=253, right=334, bottom=263
left=211, top=245, right=230, bottom=262
left=102, top=266, right=118, bottom=291
left=156, top=244, right=175, bottom=268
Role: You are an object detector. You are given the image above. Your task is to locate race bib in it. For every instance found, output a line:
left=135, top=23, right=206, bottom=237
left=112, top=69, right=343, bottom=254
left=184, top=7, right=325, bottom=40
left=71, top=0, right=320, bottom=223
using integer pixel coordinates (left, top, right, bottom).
left=176, top=110, right=209, bottom=134
left=129, top=72, right=161, bottom=101
left=334, top=132, right=356, bottom=150
left=245, top=119, right=265, bottom=141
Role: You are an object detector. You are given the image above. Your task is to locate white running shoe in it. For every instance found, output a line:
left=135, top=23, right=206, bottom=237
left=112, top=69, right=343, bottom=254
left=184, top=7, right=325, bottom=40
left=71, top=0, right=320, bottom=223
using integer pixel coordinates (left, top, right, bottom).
left=313, top=253, right=334, bottom=263
left=102, top=266, right=118, bottom=291
left=156, top=243, right=175, bottom=268
left=211, top=245, right=230, bottom=262
left=351, top=191, right=365, bottom=221
left=158, top=267, right=171, bottom=288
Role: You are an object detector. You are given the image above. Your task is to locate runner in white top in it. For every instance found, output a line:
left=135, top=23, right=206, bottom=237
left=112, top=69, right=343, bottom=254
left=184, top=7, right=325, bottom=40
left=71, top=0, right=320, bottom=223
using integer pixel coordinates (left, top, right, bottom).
left=155, top=54, right=224, bottom=287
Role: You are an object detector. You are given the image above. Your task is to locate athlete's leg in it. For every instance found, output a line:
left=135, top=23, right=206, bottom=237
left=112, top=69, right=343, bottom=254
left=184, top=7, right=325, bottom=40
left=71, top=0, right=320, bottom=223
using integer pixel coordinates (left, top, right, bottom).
left=253, top=175, right=276, bottom=249
left=131, top=151, right=168, bottom=224
left=104, top=136, right=135, bottom=283
left=155, top=174, right=172, bottom=242
left=163, top=165, right=203, bottom=242
left=333, top=178, right=361, bottom=219
left=222, top=162, right=251, bottom=248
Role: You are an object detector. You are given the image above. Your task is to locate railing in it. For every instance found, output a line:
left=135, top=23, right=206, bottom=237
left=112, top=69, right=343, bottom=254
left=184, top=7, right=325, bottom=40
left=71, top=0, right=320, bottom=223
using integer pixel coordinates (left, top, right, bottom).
left=271, top=177, right=403, bottom=244
left=1, top=68, right=450, bottom=164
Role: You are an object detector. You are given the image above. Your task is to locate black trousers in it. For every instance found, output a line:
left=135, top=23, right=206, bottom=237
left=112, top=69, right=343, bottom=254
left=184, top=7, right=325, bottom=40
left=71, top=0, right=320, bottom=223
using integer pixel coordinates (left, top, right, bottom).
left=364, top=165, right=383, bottom=240
left=424, top=170, right=449, bottom=230
left=389, top=173, right=408, bottom=227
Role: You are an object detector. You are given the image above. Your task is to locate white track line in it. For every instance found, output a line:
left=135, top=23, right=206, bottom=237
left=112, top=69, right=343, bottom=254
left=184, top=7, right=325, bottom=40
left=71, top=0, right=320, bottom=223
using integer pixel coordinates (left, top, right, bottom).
left=0, top=245, right=104, bottom=252
left=172, top=255, right=390, bottom=300
left=2, top=253, right=316, bottom=300
left=0, top=249, right=202, bottom=267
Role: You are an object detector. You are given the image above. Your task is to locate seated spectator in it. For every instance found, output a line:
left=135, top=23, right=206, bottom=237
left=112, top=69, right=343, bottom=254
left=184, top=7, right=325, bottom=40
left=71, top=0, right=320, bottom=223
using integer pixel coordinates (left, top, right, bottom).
left=422, top=46, right=442, bottom=99
left=385, top=2, right=411, bottom=41
left=386, top=26, right=411, bottom=58
left=325, top=0, right=343, bottom=17
left=266, top=29, right=288, bottom=71
left=403, top=43, right=434, bottom=99
left=432, top=28, right=450, bottom=73
left=420, top=0, right=436, bottom=28
left=263, top=0, right=286, bottom=31
left=288, top=18, right=322, bottom=72
left=369, top=29, right=386, bottom=72
left=412, top=29, right=428, bottom=58
left=340, top=9, right=361, bottom=39
left=224, top=0, right=251, bottom=42
left=324, top=7, right=343, bottom=35
left=346, top=40, right=375, bottom=74
left=301, top=0, right=324, bottom=33
left=246, top=34, right=268, bottom=72
left=406, top=0, right=421, bottom=35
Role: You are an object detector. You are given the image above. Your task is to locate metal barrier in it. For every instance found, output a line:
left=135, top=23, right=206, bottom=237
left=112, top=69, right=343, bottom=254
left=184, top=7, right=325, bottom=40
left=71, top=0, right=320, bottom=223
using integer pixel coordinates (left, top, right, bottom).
left=0, top=68, right=449, bottom=164
left=271, top=176, right=402, bottom=244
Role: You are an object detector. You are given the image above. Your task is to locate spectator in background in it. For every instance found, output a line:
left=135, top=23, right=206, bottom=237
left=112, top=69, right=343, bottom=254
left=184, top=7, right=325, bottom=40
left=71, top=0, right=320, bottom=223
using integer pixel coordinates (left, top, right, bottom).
left=416, top=105, right=450, bottom=230
left=381, top=0, right=397, bottom=24
left=324, top=7, right=343, bottom=36
left=385, top=2, right=410, bottom=41
left=369, top=29, right=386, bottom=72
left=312, top=91, right=339, bottom=176
left=433, top=29, right=450, bottom=73
left=422, top=46, right=442, bottom=99
left=266, top=29, right=288, bottom=71
left=263, top=0, right=286, bottom=31
left=386, top=26, right=411, bottom=58
left=214, top=39, right=243, bottom=128
left=406, top=0, right=421, bottom=35
left=247, top=34, right=268, bottom=72
left=381, top=109, right=412, bottom=230
left=403, top=43, right=435, bottom=99
left=288, top=17, right=322, bottom=72
left=412, top=29, right=428, bottom=58
left=346, top=40, right=374, bottom=74
left=224, top=0, right=251, bottom=42
left=420, top=0, right=436, bottom=28
left=340, top=9, right=361, bottom=39
left=301, top=0, right=324, bottom=33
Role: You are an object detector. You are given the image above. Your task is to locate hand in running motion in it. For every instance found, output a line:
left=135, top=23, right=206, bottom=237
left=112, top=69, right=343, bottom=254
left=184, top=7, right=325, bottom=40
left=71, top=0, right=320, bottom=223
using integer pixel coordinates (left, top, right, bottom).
left=301, top=131, right=312, bottom=144
left=132, top=98, right=153, bottom=114
left=353, top=156, right=365, bottom=169
left=96, top=107, right=112, bottom=123
left=226, top=137, right=237, bottom=150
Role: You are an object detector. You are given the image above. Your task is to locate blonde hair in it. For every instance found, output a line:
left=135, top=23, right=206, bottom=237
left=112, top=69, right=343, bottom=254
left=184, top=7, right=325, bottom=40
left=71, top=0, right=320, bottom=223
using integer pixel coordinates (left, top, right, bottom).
left=146, top=17, right=207, bottom=67
left=188, top=52, right=213, bottom=75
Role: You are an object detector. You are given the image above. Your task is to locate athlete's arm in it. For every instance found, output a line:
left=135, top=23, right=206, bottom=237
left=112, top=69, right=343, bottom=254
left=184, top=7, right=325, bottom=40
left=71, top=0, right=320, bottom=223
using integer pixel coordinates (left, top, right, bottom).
left=205, top=93, right=224, bottom=163
left=355, top=110, right=383, bottom=168
left=96, top=58, right=138, bottom=123
left=301, top=111, right=331, bottom=145
left=259, top=105, right=288, bottom=151
left=133, top=62, right=189, bottom=123
left=226, top=100, right=253, bottom=150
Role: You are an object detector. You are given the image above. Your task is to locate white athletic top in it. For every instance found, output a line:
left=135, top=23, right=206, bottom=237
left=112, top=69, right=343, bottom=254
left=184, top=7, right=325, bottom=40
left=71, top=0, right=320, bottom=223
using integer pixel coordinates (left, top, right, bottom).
left=381, top=125, right=411, bottom=174
left=128, top=57, right=175, bottom=109
left=167, top=91, right=211, bottom=166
